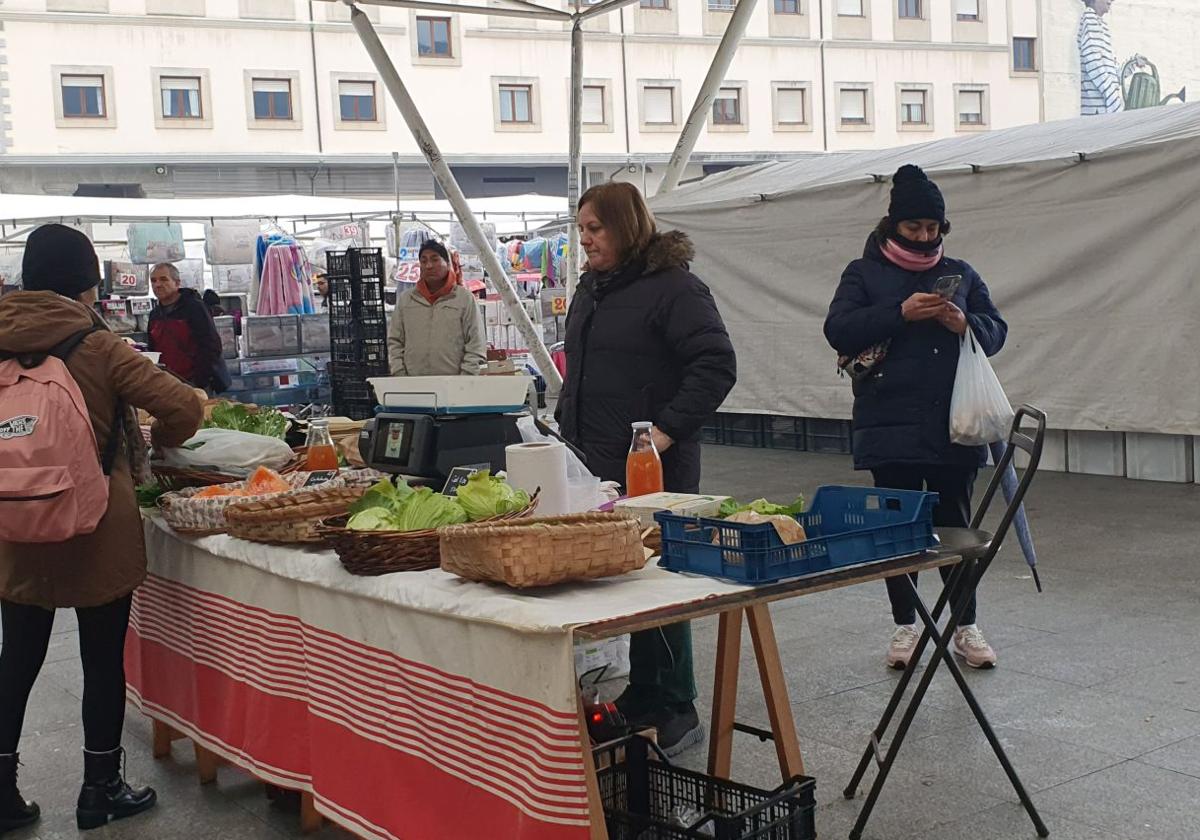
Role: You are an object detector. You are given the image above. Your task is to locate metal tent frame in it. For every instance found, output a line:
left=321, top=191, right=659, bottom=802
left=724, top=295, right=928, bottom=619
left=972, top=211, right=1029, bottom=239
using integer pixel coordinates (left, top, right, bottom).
left=320, top=0, right=759, bottom=391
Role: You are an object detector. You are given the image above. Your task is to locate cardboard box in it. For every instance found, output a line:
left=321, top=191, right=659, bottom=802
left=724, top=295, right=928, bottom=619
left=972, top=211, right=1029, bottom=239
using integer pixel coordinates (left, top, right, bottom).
left=614, top=492, right=731, bottom=527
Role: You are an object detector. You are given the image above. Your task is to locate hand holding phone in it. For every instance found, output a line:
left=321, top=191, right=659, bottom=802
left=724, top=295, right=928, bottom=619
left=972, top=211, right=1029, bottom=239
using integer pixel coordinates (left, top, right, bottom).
left=933, top=275, right=962, bottom=299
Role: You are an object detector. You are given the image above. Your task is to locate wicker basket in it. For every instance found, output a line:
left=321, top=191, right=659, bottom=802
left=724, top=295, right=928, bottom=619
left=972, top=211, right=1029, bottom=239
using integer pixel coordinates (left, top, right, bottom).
left=318, top=498, right=539, bottom=577
left=440, top=513, right=646, bottom=589
left=151, top=449, right=306, bottom=492
left=225, top=485, right=367, bottom=545
left=159, top=472, right=343, bottom=537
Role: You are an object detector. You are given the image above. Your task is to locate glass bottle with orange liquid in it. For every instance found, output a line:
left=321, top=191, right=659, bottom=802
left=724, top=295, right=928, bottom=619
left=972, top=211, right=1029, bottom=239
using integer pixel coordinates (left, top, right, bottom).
left=625, top=421, right=664, bottom=498
left=304, top=419, right=340, bottom=472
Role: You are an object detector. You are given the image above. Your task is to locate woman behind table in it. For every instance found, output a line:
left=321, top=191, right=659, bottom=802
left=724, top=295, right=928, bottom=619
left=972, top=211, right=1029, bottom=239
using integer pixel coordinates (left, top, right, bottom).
left=556, top=182, right=737, bottom=757
left=824, top=165, right=1007, bottom=671
left=0, top=225, right=202, bottom=832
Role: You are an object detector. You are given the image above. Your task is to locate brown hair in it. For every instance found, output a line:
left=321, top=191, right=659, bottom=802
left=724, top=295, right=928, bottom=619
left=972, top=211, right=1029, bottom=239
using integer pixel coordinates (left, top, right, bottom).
left=578, top=181, right=657, bottom=265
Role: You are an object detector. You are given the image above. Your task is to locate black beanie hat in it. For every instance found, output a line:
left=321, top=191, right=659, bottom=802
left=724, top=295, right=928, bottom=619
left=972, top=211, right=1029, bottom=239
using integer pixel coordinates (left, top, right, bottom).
left=888, top=165, right=946, bottom=226
left=22, top=224, right=102, bottom=298
left=418, top=239, right=450, bottom=263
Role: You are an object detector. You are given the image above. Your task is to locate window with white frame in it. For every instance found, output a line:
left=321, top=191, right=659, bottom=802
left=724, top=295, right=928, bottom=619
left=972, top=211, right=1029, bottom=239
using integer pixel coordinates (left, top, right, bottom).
left=498, top=84, right=533, bottom=124
left=776, top=87, right=806, bottom=124
left=956, top=0, right=979, bottom=21
left=416, top=16, right=453, bottom=57
left=582, top=85, right=605, bottom=125
left=708, top=0, right=736, bottom=10
left=898, top=0, right=920, bottom=19
left=774, top=0, right=801, bottom=12
left=900, top=89, right=927, bottom=124
left=840, top=88, right=868, bottom=125
left=640, top=0, right=668, bottom=7
left=957, top=89, right=985, bottom=125
left=837, top=0, right=863, bottom=16
left=251, top=78, right=292, bottom=120
left=160, top=76, right=202, bottom=119
left=339, top=80, right=377, bottom=121
left=643, top=86, right=675, bottom=124
left=712, top=88, right=742, bottom=125
left=61, top=74, right=106, bottom=118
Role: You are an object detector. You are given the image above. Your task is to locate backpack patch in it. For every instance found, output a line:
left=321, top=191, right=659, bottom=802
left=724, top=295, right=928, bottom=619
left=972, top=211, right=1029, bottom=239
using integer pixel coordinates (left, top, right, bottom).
left=0, top=414, right=38, bottom=439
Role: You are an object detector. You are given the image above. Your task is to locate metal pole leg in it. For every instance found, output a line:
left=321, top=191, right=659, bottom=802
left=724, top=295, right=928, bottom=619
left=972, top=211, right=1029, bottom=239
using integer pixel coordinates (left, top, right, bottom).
left=846, top=571, right=967, bottom=840
left=843, top=560, right=969, bottom=798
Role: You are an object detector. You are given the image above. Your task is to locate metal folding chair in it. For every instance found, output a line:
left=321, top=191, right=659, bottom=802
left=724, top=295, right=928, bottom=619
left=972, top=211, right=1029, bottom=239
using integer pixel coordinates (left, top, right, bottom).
left=844, top=405, right=1051, bottom=840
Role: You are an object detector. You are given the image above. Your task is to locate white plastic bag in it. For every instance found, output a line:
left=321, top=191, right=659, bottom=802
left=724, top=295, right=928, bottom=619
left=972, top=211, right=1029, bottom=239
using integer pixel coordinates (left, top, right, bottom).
left=949, top=327, right=1014, bottom=446
left=161, top=429, right=295, bottom=474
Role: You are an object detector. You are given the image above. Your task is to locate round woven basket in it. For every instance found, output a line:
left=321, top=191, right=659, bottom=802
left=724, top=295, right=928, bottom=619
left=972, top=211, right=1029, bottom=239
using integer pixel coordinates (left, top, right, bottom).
left=151, top=449, right=306, bottom=492
left=224, top=485, right=367, bottom=545
left=440, top=512, right=646, bottom=589
left=317, top=497, right=539, bottom=577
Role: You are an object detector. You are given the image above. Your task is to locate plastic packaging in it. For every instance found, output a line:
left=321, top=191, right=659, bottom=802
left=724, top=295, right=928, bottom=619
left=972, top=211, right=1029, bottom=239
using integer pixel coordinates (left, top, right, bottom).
left=949, top=328, right=1014, bottom=446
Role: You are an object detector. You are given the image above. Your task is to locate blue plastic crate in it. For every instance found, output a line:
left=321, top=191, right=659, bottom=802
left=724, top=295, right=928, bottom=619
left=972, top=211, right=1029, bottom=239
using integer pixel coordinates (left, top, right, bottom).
left=656, top=486, right=939, bottom=584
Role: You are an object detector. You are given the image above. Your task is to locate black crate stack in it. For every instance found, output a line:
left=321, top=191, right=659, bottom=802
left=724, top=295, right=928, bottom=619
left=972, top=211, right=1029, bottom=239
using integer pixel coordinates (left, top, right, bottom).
left=326, top=248, right=388, bottom=420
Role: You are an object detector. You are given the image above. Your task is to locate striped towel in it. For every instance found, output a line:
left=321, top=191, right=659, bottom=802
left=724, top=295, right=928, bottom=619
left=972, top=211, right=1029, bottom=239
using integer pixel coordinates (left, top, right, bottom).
left=1078, top=9, right=1123, bottom=115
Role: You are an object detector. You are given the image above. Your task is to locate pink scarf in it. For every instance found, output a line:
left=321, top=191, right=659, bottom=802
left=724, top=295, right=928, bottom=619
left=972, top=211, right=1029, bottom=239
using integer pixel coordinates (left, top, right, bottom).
left=881, top=237, right=942, bottom=272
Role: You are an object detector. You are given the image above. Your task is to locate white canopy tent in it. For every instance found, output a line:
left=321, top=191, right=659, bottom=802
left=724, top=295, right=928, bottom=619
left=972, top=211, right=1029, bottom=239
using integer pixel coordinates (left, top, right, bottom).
left=651, top=104, right=1200, bottom=436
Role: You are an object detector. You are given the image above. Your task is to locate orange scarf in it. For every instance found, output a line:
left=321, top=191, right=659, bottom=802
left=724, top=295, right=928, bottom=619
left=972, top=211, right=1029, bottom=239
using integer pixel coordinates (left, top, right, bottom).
left=416, top=251, right=462, bottom=304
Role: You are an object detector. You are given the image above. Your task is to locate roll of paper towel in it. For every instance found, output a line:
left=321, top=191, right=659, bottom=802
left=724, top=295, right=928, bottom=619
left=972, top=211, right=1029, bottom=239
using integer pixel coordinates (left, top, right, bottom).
left=506, top=441, right=570, bottom=516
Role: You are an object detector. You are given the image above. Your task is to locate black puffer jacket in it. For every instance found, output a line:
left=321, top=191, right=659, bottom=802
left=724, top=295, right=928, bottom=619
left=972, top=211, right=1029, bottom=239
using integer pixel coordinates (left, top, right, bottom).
left=824, top=235, right=1007, bottom=470
left=556, top=231, right=737, bottom=493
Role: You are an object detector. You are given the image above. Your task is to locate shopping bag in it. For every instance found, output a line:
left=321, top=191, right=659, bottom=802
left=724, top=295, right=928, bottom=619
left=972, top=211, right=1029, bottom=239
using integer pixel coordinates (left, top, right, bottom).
left=949, top=327, right=1014, bottom=446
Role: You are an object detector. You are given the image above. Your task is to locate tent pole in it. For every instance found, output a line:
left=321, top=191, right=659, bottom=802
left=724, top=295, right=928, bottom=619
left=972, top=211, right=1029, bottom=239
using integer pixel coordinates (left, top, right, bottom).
left=349, top=5, right=563, bottom=390
left=566, top=18, right=583, bottom=300
left=656, top=0, right=758, bottom=196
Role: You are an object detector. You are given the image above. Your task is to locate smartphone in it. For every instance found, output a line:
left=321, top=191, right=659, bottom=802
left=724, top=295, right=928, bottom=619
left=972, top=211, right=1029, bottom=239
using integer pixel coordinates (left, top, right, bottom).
left=933, top=275, right=962, bottom=299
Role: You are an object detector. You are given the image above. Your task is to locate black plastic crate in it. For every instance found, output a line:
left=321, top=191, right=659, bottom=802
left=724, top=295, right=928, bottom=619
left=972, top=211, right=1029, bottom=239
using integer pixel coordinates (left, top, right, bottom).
left=326, top=248, right=385, bottom=281
left=766, top=417, right=807, bottom=451
left=329, top=361, right=385, bottom=420
left=721, top=414, right=766, bottom=448
left=596, top=736, right=815, bottom=840
left=804, top=418, right=853, bottom=454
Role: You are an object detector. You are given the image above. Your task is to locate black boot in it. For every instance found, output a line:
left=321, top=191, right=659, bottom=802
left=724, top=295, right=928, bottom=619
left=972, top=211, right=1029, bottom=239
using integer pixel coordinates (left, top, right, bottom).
left=0, top=752, right=40, bottom=834
left=76, top=747, right=157, bottom=831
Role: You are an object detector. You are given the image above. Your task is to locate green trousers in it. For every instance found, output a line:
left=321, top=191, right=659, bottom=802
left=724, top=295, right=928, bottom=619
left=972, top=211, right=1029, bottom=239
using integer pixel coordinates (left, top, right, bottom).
left=627, top=620, right=697, bottom=706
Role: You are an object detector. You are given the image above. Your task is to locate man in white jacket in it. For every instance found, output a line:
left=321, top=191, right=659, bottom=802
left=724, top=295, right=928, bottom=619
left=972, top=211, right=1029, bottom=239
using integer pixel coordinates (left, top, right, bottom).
left=1078, top=0, right=1123, bottom=116
left=387, top=240, right=486, bottom=377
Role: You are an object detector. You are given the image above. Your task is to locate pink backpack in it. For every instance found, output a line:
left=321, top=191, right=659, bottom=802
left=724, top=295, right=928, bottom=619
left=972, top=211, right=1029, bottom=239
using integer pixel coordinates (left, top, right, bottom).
left=0, top=328, right=122, bottom=543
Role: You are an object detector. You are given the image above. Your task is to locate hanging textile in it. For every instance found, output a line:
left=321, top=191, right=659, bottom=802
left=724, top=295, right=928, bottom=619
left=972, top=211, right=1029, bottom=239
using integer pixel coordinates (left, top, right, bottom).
left=257, top=241, right=315, bottom=316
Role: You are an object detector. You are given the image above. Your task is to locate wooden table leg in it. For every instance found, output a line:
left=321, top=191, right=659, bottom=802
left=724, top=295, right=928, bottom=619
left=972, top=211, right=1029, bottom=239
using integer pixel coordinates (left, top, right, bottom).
left=151, top=720, right=184, bottom=759
left=707, top=609, right=744, bottom=779
left=746, top=603, right=805, bottom=778
left=194, top=743, right=223, bottom=785
left=300, top=792, right=324, bottom=834
left=577, top=698, right=610, bottom=840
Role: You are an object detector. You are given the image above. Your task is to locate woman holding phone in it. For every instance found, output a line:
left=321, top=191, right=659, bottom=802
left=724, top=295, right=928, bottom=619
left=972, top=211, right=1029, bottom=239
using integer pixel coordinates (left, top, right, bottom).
left=824, top=165, right=1007, bottom=671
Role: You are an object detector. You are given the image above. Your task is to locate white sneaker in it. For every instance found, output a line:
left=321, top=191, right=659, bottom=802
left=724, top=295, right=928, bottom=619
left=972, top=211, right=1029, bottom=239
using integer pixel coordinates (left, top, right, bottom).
left=886, top=625, right=920, bottom=670
left=952, top=625, right=997, bottom=669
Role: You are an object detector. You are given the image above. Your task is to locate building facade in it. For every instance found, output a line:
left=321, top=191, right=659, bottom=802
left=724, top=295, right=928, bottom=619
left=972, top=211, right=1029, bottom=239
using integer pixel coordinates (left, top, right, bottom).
left=0, top=0, right=1044, bottom=198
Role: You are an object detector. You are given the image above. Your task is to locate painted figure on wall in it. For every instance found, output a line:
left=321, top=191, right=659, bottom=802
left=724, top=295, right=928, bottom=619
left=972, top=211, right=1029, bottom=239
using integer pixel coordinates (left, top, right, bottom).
left=1078, top=0, right=1186, bottom=115
left=1078, top=0, right=1123, bottom=115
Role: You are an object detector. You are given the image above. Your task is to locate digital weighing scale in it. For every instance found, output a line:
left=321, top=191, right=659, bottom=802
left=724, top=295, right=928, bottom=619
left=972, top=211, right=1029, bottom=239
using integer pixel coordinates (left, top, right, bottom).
left=358, top=375, right=534, bottom=484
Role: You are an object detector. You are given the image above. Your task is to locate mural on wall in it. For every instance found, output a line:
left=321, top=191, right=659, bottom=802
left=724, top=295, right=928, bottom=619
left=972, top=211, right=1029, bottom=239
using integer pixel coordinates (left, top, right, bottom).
left=1077, top=0, right=1187, bottom=115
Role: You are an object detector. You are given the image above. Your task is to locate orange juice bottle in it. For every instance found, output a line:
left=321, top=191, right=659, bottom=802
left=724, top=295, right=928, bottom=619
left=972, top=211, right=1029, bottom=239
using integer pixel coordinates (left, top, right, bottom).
left=626, top=422, right=664, bottom=498
left=304, top=419, right=340, bottom=472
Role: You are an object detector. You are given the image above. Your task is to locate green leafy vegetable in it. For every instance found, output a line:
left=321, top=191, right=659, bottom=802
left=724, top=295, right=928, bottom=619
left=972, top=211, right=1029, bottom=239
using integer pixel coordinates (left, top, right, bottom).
left=203, top=402, right=289, bottom=439
left=348, top=478, right=413, bottom=518
left=394, top=488, right=469, bottom=531
left=455, top=470, right=531, bottom=521
left=347, top=508, right=402, bottom=531
left=136, top=482, right=166, bottom=508
left=718, top=496, right=805, bottom=519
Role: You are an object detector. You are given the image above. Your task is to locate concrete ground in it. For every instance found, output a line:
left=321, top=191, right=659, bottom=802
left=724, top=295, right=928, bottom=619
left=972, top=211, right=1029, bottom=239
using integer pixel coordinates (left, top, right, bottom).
left=4, top=445, right=1199, bottom=840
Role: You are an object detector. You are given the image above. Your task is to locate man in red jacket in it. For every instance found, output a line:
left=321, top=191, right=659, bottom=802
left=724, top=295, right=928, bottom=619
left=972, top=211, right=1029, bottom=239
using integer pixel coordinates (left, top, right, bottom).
left=147, top=263, right=228, bottom=393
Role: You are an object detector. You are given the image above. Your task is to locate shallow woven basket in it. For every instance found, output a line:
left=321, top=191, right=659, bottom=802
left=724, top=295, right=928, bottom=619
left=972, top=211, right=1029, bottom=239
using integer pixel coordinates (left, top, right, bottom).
left=151, top=450, right=306, bottom=492
left=440, top=512, right=646, bottom=589
left=224, top=485, right=367, bottom=545
left=317, top=497, right=539, bottom=577
left=158, top=472, right=340, bottom=537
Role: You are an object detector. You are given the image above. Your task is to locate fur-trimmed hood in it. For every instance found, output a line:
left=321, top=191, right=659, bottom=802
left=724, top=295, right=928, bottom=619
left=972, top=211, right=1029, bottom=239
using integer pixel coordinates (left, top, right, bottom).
left=582, top=229, right=695, bottom=276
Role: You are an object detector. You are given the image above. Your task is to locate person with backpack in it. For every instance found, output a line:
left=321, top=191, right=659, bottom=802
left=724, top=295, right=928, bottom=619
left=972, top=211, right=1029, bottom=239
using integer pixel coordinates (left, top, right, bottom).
left=0, top=224, right=202, bottom=833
